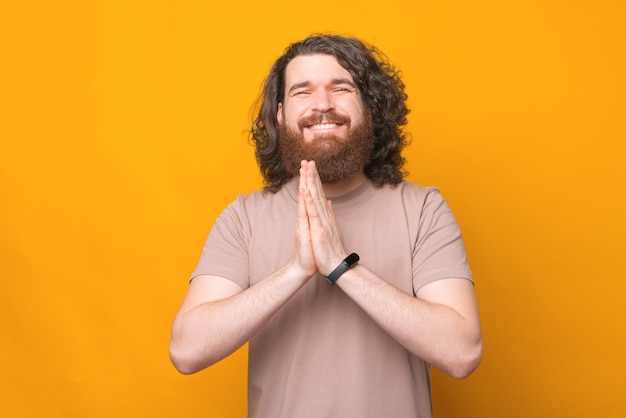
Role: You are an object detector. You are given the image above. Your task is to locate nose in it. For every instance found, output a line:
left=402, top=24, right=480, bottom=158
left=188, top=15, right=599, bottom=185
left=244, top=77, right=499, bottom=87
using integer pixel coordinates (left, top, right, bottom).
left=312, top=90, right=334, bottom=113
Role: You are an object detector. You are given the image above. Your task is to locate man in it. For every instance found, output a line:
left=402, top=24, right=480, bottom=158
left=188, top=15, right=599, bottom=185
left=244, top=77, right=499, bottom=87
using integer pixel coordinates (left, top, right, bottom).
left=170, top=34, right=482, bottom=418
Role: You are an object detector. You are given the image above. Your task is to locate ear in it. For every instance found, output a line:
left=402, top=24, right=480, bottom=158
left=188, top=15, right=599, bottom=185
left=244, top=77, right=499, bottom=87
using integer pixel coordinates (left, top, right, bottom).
left=277, top=103, right=283, bottom=123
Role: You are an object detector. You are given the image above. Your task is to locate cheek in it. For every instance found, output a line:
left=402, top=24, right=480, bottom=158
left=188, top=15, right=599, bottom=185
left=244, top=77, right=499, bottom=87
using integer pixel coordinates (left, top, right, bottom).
left=283, top=106, right=304, bottom=127
left=350, top=104, right=366, bottom=125
left=342, top=97, right=365, bottom=117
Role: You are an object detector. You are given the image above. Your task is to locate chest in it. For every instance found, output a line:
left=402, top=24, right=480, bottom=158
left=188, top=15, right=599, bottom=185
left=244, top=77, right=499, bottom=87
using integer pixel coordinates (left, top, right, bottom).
left=247, top=194, right=417, bottom=294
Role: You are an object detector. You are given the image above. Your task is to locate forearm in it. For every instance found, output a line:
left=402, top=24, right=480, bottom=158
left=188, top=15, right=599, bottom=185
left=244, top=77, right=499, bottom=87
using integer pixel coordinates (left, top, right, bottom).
left=336, top=265, right=482, bottom=378
left=170, top=265, right=309, bottom=374
left=171, top=168, right=321, bottom=374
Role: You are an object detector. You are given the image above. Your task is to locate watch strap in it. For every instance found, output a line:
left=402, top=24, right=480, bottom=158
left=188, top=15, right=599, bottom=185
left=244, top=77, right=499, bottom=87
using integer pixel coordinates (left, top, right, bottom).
left=326, top=253, right=360, bottom=285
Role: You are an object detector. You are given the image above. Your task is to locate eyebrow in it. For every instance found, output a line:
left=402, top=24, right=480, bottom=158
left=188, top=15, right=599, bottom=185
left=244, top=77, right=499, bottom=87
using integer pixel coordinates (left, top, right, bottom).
left=287, top=78, right=357, bottom=95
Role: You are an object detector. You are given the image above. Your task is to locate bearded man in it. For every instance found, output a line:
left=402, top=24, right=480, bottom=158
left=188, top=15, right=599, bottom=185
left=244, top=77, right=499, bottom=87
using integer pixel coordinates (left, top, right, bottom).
left=170, top=34, right=482, bottom=418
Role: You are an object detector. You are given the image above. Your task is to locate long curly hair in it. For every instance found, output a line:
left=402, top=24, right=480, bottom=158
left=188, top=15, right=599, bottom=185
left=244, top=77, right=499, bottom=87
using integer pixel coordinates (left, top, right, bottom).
left=250, top=34, right=410, bottom=192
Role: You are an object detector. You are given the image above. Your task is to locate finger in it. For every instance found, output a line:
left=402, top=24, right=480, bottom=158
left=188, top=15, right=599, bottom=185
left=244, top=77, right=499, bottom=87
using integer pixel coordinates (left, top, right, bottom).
left=297, top=190, right=312, bottom=252
left=299, top=160, right=308, bottom=192
left=295, top=166, right=318, bottom=274
left=304, top=179, right=330, bottom=227
left=306, top=161, right=330, bottom=215
left=298, top=161, right=311, bottom=225
left=309, top=161, right=327, bottom=200
left=304, top=187, right=321, bottom=220
left=303, top=178, right=346, bottom=275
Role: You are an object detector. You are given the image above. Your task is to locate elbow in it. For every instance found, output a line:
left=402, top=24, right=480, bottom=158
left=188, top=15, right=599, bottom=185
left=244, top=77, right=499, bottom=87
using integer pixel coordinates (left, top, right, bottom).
left=169, top=341, right=211, bottom=375
left=169, top=345, right=197, bottom=375
left=170, top=359, right=198, bottom=376
left=169, top=318, right=220, bottom=375
left=447, top=340, right=483, bottom=379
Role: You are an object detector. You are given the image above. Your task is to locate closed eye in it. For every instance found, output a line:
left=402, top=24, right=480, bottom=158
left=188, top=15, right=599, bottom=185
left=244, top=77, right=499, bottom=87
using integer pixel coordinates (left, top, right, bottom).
left=332, top=86, right=355, bottom=94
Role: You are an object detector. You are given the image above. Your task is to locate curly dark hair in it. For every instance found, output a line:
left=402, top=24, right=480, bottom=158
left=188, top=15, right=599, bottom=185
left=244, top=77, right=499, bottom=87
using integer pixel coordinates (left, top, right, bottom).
left=250, top=34, right=410, bottom=192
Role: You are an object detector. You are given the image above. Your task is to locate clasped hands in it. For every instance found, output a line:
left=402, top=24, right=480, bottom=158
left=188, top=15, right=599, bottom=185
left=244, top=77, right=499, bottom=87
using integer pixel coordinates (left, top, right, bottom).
left=292, top=160, right=348, bottom=281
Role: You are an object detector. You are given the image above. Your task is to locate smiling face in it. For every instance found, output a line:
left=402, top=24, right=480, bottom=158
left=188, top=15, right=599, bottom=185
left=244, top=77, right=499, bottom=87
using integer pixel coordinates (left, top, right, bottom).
left=276, top=54, right=374, bottom=183
left=277, top=54, right=366, bottom=143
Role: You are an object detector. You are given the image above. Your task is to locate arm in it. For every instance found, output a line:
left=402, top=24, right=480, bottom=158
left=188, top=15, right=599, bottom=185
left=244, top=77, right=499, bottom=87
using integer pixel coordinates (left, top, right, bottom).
left=169, top=169, right=318, bottom=374
left=336, top=270, right=482, bottom=378
left=169, top=267, right=308, bottom=374
left=301, top=161, right=482, bottom=378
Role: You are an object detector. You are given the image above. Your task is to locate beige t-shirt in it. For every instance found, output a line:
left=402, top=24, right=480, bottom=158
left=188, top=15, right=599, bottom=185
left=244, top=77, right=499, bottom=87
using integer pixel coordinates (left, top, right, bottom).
left=192, top=178, right=472, bottom=418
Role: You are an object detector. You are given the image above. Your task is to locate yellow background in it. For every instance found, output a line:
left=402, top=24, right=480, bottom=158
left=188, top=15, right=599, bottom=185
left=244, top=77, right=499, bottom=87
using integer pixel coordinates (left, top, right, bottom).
left=1, top=0, right=625, bottom=417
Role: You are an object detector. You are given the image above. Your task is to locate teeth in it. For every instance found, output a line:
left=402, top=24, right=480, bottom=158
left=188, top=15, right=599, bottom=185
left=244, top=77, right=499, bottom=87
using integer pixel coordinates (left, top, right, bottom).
left=311, top=123, right=337, bottom=129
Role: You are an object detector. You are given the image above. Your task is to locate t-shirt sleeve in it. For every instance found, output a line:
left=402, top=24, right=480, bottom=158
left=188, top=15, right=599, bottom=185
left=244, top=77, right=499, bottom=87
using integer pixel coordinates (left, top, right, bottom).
left=190, top=195, right=251, bottom=289
left=412, top=188, right=473, bottom=291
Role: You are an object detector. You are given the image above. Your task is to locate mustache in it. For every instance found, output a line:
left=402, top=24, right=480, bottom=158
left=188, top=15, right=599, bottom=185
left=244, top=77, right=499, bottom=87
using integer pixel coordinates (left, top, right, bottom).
left=297, top=111, right=351, bottom=130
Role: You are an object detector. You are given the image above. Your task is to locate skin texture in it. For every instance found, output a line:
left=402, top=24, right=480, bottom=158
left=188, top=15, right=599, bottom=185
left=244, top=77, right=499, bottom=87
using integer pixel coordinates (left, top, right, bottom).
left=278, top=55, right=366, bottom=143
left=276, top=54, right=375, bottom=185
left=170, top=54, right=482, bottom=379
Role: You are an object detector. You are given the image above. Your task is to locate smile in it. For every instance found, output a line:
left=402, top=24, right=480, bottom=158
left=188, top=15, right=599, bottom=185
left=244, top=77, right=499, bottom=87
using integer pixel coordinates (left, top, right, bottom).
left=308, top=123, right=340, bottom=130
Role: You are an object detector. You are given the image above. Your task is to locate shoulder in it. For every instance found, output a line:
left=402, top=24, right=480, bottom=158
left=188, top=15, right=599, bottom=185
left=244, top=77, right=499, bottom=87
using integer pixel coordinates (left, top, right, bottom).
left=219, top=180, right=297, bottom=226
left=232, top=179, right=297, bottom=208
left=379, top=181, right=444, bottom=209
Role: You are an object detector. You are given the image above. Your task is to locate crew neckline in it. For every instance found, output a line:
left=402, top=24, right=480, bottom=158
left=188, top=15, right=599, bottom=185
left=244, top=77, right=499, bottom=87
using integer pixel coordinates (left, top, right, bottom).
left=283, top=177, right=376, bottom=207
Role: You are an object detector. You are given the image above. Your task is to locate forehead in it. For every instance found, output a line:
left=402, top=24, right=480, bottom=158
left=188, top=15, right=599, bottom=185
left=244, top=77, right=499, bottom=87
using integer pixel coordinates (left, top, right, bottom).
left=284, top=54, right=355, bottom=87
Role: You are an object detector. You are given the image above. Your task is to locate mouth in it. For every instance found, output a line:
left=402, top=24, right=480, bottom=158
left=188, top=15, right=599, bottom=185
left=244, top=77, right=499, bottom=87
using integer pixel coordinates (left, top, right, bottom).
left=307, top=122, right=342, bottom=130
left=298, top=112, right=351, bottom=132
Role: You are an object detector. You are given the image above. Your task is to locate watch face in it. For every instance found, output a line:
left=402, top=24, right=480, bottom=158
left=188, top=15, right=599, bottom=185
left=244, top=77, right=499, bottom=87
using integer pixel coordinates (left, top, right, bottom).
left=345, top=253, right=360, bottom=266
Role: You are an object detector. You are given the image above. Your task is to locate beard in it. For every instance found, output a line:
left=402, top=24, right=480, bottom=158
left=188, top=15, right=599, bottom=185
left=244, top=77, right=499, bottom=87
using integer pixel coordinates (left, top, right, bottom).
left=278, top=111, right=375, bottom=184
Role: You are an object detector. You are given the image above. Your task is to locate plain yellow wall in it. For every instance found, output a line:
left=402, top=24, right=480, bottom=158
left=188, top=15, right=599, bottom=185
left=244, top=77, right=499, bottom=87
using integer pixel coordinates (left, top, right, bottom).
left=1, top=1, right=625, bottom=417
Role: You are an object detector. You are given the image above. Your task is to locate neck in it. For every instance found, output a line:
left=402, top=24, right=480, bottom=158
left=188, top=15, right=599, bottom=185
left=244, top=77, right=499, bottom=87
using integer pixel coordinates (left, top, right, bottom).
left=322, top=172, right=368, bottom=198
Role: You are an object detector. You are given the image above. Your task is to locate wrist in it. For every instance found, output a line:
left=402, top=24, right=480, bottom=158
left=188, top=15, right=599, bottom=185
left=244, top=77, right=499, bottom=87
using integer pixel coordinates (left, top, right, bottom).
left=326, top=253, right=360, bottom=285
left=284, top=258, right=317, bottom=283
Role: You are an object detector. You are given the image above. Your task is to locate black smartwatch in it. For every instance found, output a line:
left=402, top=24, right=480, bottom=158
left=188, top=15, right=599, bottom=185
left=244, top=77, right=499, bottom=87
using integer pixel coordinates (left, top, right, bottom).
left=326, top=253, right=360, bottom=285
